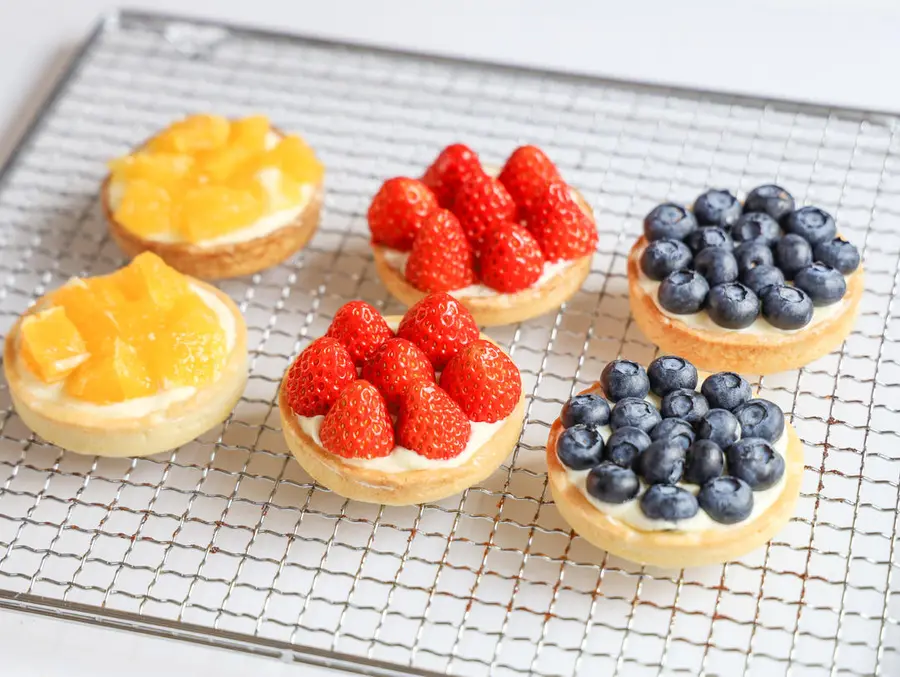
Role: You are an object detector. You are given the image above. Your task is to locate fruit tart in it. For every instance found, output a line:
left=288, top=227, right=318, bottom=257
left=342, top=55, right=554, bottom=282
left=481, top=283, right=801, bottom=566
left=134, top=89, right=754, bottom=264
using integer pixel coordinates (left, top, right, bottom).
left=103, top=114, right=324, bottom=279
left=547, top=356, right=802, bottom=568
left=278, top=293, right=526, bottom=505
left=4, top=253, right=248, bottom=457
left=628, top=185, right=864, bottom=374
left=368, top=144, right=598, bottom=326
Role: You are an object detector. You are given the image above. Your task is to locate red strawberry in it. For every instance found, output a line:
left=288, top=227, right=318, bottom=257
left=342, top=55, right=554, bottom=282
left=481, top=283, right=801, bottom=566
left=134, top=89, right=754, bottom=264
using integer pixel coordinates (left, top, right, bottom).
left=451, top=173, right=516, bottom=247
left=440, top=339, right=521, bottom=422
left=361, top=337, right=435, bottom=410
left=284, top=337, right=357, bottom=417
left=326, top=301, right=394, bottom=367
left=478, top=223, right=544, bottom=293
left=397, top=292, right=479, bottom=370
left=397, top=381, right=471, bottom=459
left=405, top=209, right=476, bottom=293
left=421, top=144, right=483, bottom=208
left=498, top=145, right=560, bottom=220
left=527, top=180, right=597, bottom=262
left=320, top=380, right=394, bottom=459
left=368, top=177, right=439, bottom=251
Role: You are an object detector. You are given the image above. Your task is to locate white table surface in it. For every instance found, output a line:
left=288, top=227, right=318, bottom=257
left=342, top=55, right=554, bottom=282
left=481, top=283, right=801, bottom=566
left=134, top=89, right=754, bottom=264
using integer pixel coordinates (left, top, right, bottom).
left=2, top=0, right=900, bottom=674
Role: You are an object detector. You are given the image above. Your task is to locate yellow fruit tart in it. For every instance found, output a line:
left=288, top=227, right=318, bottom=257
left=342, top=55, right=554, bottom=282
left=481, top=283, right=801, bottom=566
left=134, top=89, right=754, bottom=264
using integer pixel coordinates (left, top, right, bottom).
left=4, top=253, right=248, bottom=457
left=103, top=114, right=325, bottom=279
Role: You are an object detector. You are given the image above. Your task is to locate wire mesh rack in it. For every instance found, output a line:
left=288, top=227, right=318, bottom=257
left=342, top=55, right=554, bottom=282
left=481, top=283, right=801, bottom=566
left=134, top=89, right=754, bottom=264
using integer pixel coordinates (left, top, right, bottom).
left=0, top=10, right=898, bottom=676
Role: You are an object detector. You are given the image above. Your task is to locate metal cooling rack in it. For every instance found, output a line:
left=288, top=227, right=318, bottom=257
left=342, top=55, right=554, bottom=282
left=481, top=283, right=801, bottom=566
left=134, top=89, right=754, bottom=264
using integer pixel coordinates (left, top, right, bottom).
left=0, top=10, right=897, bottom=676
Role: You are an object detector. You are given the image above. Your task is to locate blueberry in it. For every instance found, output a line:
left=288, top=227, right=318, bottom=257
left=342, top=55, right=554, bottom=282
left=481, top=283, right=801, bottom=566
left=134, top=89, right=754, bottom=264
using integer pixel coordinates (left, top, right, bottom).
left=726, top=438, right=786, bottom=490
left=605, top=426, right=652, bottom=468
left=660, top=388, right=709, bottom=425
left=706, top=282, right=760, bottom=329
left=774, top=234, right=813, bottom=280
left=643, top=203, right=698, bottom=242
left=793, top=263, right=847, bottom=306
left=693, top=247, right=739, bottom=287
left=693, top=189, right=742, bottom=228
left=731, top=212, right=782, bottom=247
left=600, top=359, right=650, bottom=402
left=610, top=397, right=662, bottom=434
left=734, top=241, right=775, bottom=272
left=561, top=393, right=611, bottom=429
left=733, top=399, right=785, bottom=443
left=743, top=184, right=795, bottom=222
left=650, top=418, right=696, bottom=449
left=637, top=439, right=686, bottom=484
left=640, top=484, right=700, bottom=522
left=685, top=226, right=734, bottom=255
left=740, top=264, right=785, bottom=296
left=658, top=270, right=709, bottom=314
left=586, top=462, right=640, bottom=504
left=697, top=408, right=741, bottom=449
left=701, top=372, right=752, bottom=411
left=814, top=237, right=860, bottom=275
left=640, top=239, right=694, bottom=281
left=760, top=284, right=814, bottom=330
left=683, top=439, right=725, bottom=485
left=784, top=206, right=837, bottom=245
left=556, top=424, right=605, bottom=470
left=698, top=476, right=754, bottom=524
left=647, top=355, right=698, bottom=397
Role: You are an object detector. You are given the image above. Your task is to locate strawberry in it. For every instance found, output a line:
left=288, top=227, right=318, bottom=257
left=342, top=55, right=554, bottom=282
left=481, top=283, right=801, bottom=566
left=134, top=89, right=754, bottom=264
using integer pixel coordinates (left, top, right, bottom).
left=421, top=144, right=483, bottom=208
left=361, top=337, right=435, bottom=411
left=284, top=337, right=357, bottom=417
left=440, top=339, right=521, bottom=423
left=498, top=145, right=560, bottom=220
left=451, top=173, right=516, bottom=247
left=368, top=177, right=439, bottom=251
left=397, top=381, right=471, bottom=459
left=326, top=300, right=394, bottom=367
left=478, top=223, right=545, bottom=293
left=527, top=180, right=597, bottom=263
left=320, top=380, right=395, bottom=459
left=397, top=292, right=479, bottom=370
left=405, top=209, right=476, bottom=293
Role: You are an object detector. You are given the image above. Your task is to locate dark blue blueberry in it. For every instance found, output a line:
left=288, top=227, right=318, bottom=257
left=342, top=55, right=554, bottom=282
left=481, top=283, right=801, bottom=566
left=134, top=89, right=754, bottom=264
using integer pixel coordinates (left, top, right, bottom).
left=733, top=399, right=785, bottom=443
left=650, top=418, right=695, bottom=449
left=706, top=282, right=760, bottom=329
left=561, top=393, right=611, bottom=429
left=693, top=247, right=739, bottom=287
left=734, top=241, right=775, bottom=272
left=693, top=189, right=742, bottom=228
left=640, top=484, right=699, bottom=522
left=600, top=359, right=650, bottom=402
left=643, top=203, right=698, bottom=242
left=647, top=355, right=698, bottom=397
left=731, top=212, right=782, bottom=247
left=697, top=408, right=741, bottom=449
left=698, top=476, right=754, bottom=524
left=793, top=263, right=847, bottom=306
left=726, top=438, right=786, bottom=490
left=610, top=397, right=662, bottom=434
left=784, top=206, right=837, bottom=246
left=774, top=233, right=813, bottom=280
left=640, top=239, right=694, bottom=281
left=683, top=439, right=725, bottom=485
left=701, top=372, right=752, bottom=411
left=743, top=184, right=795, bottom=223
left=740, top=264, right=785, bottom=296
left=685, top=226, right=734, bottom=255
left=761, top=284, right=814, bottom=330
left=814, top=237, right=860, bottom=275
left=556, top=424, right=605, bottom=470
left=660, top=388, right=710, bottom=425
left=637, top=440, right=686, bottom=484
left=586, top=462, right=641, bottom=504
left=658, top=270, right=709, bottom=314
left=605, top=426, right=652, bottom=468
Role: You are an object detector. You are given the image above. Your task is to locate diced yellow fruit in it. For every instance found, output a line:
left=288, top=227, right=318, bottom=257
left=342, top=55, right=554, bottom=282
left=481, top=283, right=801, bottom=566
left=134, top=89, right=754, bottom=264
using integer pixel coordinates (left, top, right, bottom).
left=194, top=144, right=254, bottom=183
left=113, top=180, right=173, bottom=237
left=113, top=252, right=190, bottom=310
left=108, top=152, right=193, bottom=189
left=50, top=281, right=121, bottom=355
left=148, top=115, right=231, bottom=154
left=176, top=185, right=264, bottom=242
left=151, top=293, right=227, bottom=388
left=65, top=338, right=154, bottom=404
left=263, top=135, right=324, bottom=184
left=229, top=115, right=270, bottom=152
left=19, top=307, right=89, bottom=383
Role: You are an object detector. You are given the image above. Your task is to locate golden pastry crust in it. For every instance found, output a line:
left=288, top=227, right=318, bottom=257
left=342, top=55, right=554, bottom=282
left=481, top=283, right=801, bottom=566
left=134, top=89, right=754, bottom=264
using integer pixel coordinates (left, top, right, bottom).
left=4, top=282, right=248, bottom=457
left=627, top=237, right=864, bottom=375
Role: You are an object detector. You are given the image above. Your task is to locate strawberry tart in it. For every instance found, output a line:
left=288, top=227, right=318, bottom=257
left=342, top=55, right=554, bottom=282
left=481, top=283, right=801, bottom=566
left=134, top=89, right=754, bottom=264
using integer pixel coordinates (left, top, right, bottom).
left=368, top=144, right=598, bottom=326
left=278, top=293, right=526, bottom=505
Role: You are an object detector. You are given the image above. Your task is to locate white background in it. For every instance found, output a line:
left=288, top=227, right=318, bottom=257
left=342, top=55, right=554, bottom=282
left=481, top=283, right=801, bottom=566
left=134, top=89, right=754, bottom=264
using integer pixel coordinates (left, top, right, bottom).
left=1, top=0, right=899, bottom=674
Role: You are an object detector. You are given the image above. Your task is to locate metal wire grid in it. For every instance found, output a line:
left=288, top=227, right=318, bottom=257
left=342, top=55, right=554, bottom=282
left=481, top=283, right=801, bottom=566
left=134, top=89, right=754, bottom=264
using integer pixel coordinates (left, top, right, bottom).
left=0, top=10, right=897, bottom=676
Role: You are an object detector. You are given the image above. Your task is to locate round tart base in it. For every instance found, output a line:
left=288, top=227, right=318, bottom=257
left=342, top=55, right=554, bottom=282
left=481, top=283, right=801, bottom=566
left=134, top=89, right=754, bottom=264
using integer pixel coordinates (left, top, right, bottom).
left=4, top=282, right=249, bottom=458
left=627, top=237, right=864, bottom=375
